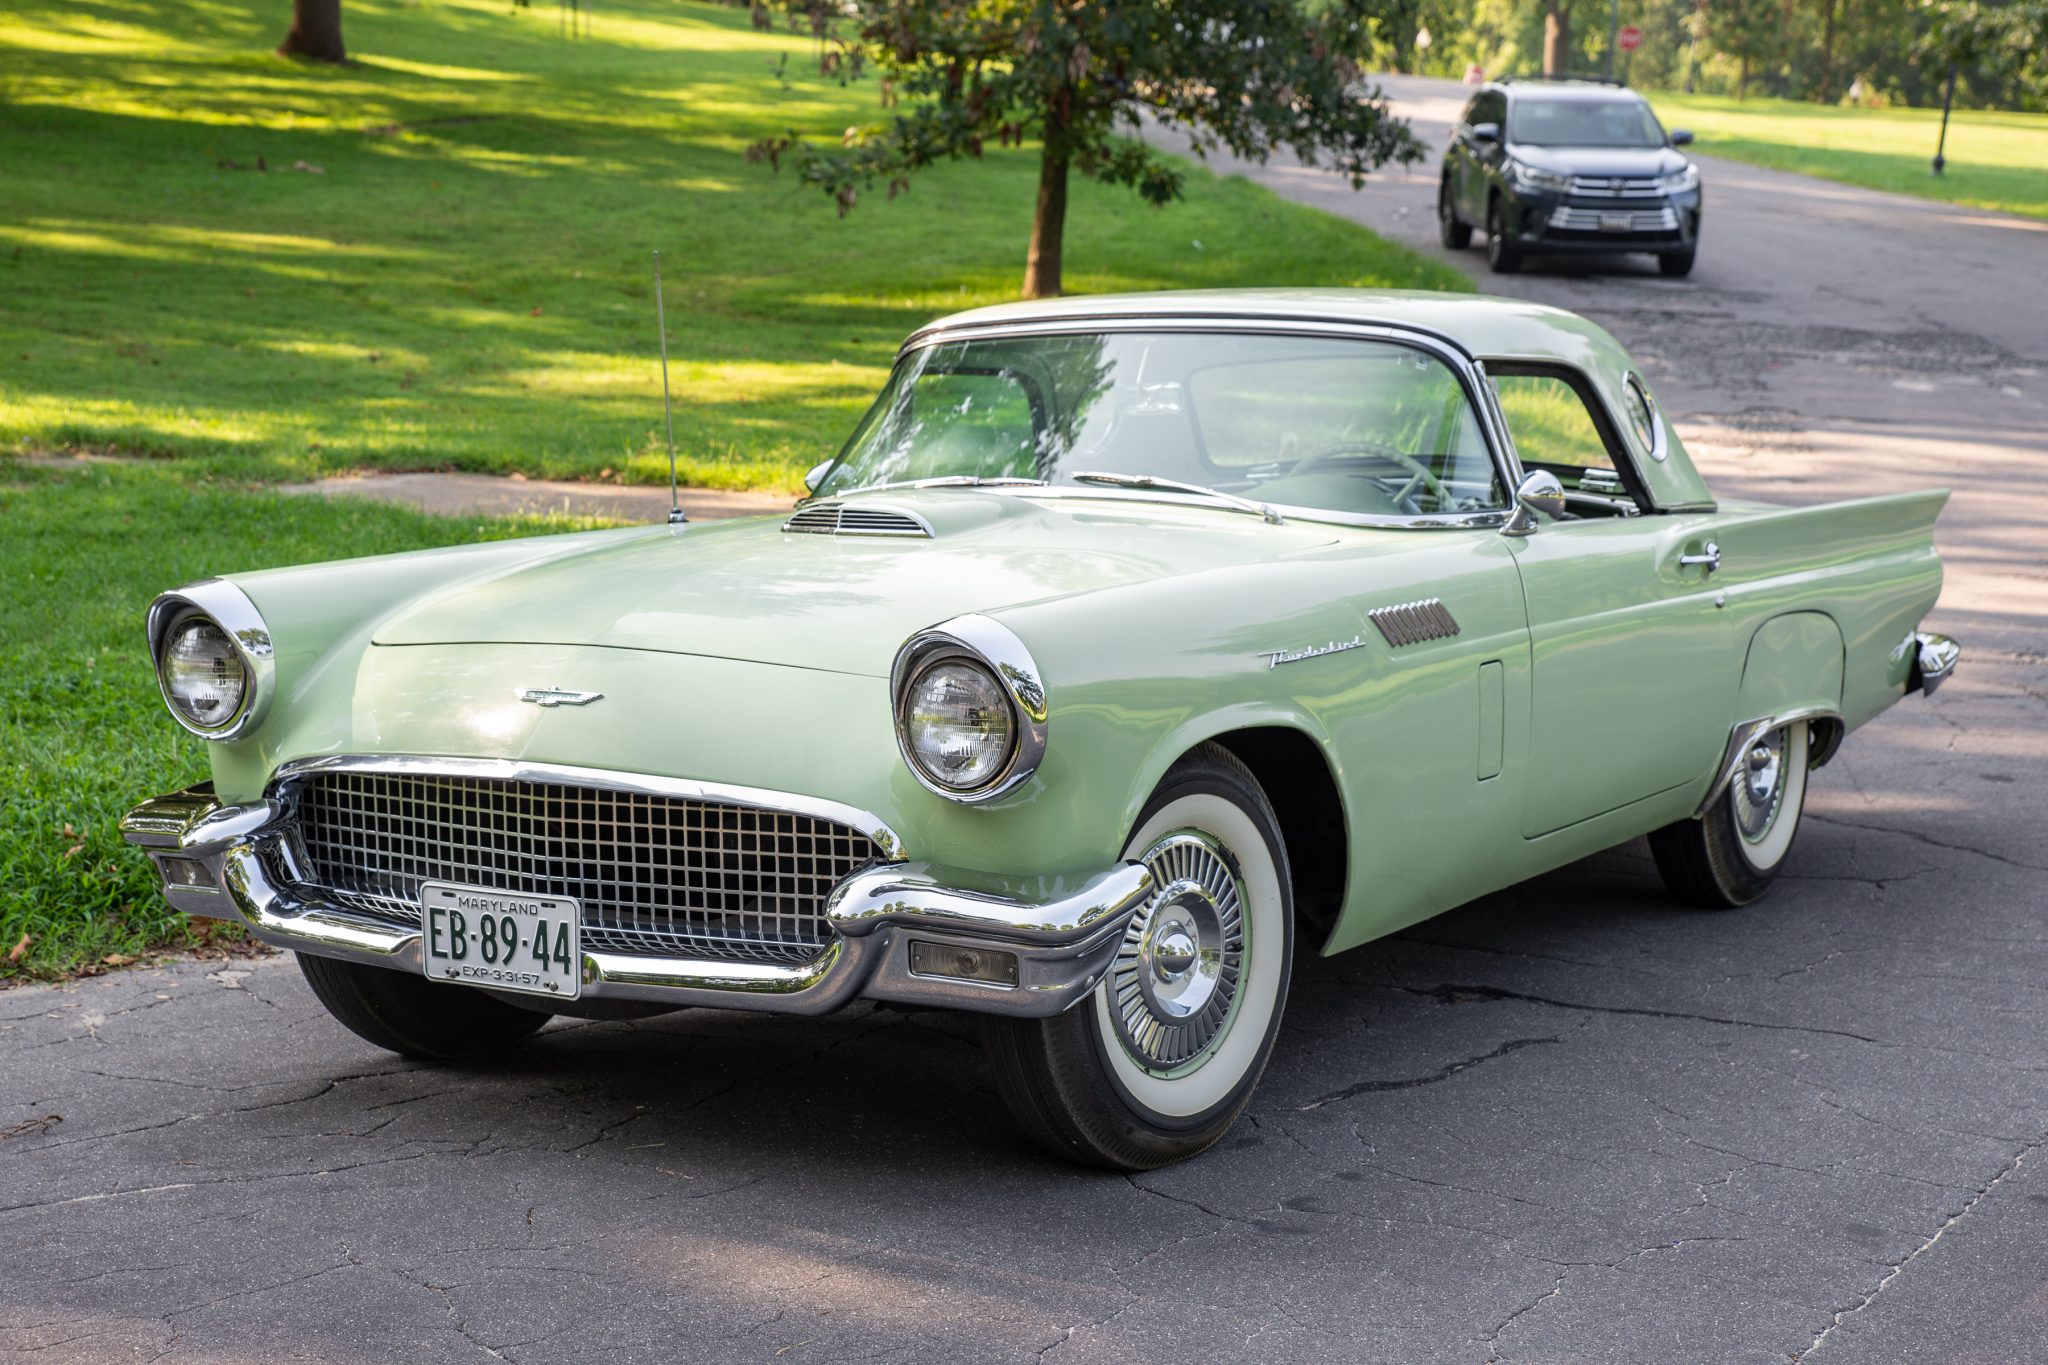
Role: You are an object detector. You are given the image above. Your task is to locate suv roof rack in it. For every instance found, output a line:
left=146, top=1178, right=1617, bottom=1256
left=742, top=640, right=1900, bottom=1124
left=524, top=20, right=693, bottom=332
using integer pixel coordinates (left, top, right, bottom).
left=1498, top=74, right=1630, bottom=87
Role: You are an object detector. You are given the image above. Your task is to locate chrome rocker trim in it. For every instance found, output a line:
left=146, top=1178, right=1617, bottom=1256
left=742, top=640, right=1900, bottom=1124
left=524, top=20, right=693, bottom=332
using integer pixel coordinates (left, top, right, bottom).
left=121, top=780, right=1154, bottom=1020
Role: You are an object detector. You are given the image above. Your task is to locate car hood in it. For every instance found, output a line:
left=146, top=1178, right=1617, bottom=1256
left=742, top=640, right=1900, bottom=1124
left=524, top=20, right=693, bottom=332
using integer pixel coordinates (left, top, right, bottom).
left=372, top=491, right=1341, bottom=677
left=1506, top=144, right=1689, bottom=178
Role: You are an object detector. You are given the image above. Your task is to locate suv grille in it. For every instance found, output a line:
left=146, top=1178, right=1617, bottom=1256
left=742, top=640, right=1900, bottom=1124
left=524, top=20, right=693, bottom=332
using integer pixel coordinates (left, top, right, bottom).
left=1568, top=175, right=1665, bottom=198
left=289, top=771, right=888, bottom=964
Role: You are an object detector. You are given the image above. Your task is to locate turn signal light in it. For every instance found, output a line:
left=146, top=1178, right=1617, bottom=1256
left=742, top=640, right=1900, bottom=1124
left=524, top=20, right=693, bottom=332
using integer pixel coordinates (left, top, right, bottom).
left=908, top=939, right=1018, bottom=987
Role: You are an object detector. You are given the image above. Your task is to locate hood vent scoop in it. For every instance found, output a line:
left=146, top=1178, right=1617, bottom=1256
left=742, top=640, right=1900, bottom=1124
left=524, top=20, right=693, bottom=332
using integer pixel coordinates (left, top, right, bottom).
left=784, top=501, right=933, bottom=539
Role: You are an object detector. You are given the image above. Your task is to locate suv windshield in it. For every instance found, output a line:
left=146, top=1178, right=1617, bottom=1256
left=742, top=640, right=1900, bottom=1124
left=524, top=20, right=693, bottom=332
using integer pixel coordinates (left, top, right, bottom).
left=815, top=331, right=1506, bottom=519
left=1511, top=97, right=1665, bottom=148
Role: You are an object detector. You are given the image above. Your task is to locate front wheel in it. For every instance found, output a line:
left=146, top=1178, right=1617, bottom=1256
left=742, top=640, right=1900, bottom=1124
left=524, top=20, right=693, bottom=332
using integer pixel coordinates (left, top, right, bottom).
left=1439, top=176, right=1473, bottom=249
left=298, top=953, right=552, bottom=1060
left=1486, top=197, right=1524, bottom=274
left=981, top=743, right=1294, bottom=1170
left=1649, top=721, right=1810, bottom=908
left=1658, top=248, right=1697, bottom=278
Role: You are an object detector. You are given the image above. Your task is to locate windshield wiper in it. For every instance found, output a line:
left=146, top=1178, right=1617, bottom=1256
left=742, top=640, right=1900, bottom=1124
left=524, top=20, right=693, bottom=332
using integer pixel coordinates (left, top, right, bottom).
left=831, top=475, right=1048, bottom=498
left=1069, top=472, right=1286, bottom=526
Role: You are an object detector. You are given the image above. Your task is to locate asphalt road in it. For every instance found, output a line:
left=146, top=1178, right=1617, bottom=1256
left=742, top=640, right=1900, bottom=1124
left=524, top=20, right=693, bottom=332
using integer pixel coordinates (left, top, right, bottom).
left=4, top=78, right=2046, bottom=1364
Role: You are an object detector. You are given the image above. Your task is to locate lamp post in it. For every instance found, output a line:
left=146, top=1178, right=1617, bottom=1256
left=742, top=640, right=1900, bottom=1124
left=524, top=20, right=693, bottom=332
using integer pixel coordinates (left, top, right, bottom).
left=1932, top=66, right=1957, bottom=175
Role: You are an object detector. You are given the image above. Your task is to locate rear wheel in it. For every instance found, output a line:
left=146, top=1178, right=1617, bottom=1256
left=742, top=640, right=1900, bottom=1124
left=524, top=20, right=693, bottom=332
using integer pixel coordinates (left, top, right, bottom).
left=1658, top=249, right=1697, bottom=278
left=1439, top=176, right=1473, bottom=249
left=1486, top=197, right=1524, bottom=274
left=1649, top=721, right=1810, bottom=908
left=981, top=743, right=1294, bottom=1170
left=298, top=953, right=552, bottom=1060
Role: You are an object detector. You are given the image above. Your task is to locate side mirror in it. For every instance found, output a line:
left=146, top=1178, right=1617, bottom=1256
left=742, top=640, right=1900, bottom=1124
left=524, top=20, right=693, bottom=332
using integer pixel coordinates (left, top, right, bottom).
left=1669, top=129, right=1694, bottom=147
left=802, top=460, right=835, bottom=495
left=1469, top=122, right=1501, bottom=144
left=1501, top=469, right=1567, bottom=537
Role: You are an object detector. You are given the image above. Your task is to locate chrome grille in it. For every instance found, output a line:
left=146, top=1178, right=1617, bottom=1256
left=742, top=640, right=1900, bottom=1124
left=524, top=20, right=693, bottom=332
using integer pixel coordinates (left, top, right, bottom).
left=288, top=772, right=887, bottom=964
left=1549, top=205, right=1680, bottom=232
left=1567, top=175, right=1664, bottom=197
left=784, top=501, right=932, bottom=537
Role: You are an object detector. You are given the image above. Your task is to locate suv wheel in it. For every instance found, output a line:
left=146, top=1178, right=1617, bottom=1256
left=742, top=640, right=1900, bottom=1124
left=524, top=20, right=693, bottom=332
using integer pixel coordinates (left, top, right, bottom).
left=1486, top=197, right=1524, bottom=274
left=1659, top=249, right=1697, bottom=278
left=1439, top=177, right=1472, bottom=249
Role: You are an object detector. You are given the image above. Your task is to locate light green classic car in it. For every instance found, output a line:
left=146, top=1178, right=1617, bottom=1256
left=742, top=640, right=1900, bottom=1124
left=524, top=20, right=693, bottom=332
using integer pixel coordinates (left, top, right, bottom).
left=123, top=290, right=1958, bottom=1169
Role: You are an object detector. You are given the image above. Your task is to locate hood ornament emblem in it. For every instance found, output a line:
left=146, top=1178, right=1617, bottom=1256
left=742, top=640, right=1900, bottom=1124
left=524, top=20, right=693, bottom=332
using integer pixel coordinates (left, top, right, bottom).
left=517, top=687, right=605, bottom=708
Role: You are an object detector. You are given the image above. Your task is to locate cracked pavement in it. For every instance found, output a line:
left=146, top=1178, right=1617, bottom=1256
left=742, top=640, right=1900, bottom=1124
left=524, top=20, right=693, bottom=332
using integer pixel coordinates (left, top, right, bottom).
left=5, top=79, right=2046, bottom=1363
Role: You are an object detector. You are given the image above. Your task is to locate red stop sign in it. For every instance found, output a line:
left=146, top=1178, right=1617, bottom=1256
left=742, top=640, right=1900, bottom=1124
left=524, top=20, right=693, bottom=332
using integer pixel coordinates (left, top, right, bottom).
left=1618, top=24, right=1644, bottom=52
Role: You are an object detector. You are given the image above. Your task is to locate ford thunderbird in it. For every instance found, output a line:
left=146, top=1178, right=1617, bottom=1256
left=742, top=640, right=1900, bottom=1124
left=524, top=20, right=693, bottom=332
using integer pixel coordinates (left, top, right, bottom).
left=122, top=290, right=1957, bottom=1169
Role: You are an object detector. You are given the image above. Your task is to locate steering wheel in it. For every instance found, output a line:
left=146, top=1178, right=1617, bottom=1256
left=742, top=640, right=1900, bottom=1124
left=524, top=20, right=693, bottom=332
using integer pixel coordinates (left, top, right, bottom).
left=1289, top=441, right=1454, bottom=513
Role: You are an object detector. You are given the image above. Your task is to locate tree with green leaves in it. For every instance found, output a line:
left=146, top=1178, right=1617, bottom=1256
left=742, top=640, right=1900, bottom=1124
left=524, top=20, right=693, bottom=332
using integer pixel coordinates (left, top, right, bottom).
left=751, top=1, right=1424, bottom=298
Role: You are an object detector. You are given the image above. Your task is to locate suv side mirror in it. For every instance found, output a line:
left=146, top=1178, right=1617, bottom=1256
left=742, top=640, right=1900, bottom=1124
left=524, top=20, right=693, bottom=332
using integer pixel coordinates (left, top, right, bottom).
left=802, top=460, right=835, bottom=495
left=1501, top=469, right=1567, bottom=537
left=1669, top=129, right=1694, bottom=146
left=1469, top=122, right=1501, bottom=144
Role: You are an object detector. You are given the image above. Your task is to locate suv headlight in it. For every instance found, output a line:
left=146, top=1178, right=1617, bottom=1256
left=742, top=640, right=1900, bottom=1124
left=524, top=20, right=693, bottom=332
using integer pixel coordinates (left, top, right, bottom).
left=1508, top=160, right=1572, bottom=193
left=1659, top=165, right=1700, bottom=192
left=146, top=581, right=275, bottom=739
left=892, top=616, right=1048, bottom=803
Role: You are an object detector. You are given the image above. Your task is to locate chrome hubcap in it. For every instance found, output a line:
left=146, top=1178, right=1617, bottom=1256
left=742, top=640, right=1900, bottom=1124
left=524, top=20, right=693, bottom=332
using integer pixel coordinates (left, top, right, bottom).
left=1110, top=832, right=1246, bottom=1075
left=1733, top=728, right=1786, bottom=842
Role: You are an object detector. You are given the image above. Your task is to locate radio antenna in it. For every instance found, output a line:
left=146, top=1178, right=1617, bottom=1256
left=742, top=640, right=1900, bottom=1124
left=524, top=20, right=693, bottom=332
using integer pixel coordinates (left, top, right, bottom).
left=652, top=251, right=687, bottom=525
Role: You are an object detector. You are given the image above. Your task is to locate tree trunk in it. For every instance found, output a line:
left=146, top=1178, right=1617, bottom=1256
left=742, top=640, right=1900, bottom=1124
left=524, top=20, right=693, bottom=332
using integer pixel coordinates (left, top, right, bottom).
left=1738, top=54, right=1750, bottom=99
left=278, top=0, right=346, bottom=63
left=1023, top=127, right=1070, bottom=299
left=1816, top=0, right=1839, bottom=101
left=1542, top=1, right=1571, bottom=77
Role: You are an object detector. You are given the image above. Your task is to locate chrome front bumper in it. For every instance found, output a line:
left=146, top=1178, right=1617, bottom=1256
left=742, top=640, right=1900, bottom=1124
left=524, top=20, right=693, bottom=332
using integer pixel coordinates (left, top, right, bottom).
left=121, top=786, right=1152, bottom=1019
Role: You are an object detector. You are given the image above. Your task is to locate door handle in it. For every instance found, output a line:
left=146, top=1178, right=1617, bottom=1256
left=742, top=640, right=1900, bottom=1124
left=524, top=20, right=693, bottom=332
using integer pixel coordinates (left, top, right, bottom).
left=1679, top=541, right=1721, bottom=573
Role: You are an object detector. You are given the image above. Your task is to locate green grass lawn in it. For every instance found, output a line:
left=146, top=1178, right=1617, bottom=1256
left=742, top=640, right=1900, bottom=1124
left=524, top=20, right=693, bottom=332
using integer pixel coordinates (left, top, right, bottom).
left=0, top=0, right=1461, bottom=980
left=0, top=460, right=616, bottom=981
left=1645, top=92, right=2048, bottom=221
left=0, top=0, right=1465, bottom=493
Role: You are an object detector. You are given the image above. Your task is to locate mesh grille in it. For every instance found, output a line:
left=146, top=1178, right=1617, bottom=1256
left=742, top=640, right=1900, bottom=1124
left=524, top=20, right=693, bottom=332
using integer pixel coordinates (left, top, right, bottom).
left=288, top=771, right=886, bottom=964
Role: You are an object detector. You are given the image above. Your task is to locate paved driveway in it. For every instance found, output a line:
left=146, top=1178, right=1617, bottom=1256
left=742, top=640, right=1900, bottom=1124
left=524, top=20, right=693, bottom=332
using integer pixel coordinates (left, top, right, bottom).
left=4, top=79, right=2045, bottom=1364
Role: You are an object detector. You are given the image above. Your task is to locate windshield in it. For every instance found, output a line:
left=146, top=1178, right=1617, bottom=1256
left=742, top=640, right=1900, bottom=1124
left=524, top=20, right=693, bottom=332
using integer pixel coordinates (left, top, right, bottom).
left=815, top=331, right=1507, bottom=519
left=1511, top=97, right=1666, bottom=148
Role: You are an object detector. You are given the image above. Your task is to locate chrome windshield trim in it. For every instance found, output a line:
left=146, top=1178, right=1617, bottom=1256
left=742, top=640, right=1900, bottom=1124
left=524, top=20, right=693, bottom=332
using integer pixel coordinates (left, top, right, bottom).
left=798, top=474, right=1048, bottom=507
left=264, top=754, right=911, bottom=864
left=1010, top=486, right=1511, bottom=531
left=881, top=315, right=1521, bottom=525
left=145, top=578, right=277, bottom=741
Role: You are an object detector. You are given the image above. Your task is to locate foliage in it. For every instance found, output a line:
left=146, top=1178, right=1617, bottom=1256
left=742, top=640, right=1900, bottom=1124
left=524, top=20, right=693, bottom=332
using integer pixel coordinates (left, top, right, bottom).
left=0, top=461, right=619, bottom=983
left=0, top=0, right=1463, bottom=493
left=749, top=0, right=1427, bottom=296
left=1386, top=0, right=2045, bottom=111
left=1650, top=91, right=2048, bottom=218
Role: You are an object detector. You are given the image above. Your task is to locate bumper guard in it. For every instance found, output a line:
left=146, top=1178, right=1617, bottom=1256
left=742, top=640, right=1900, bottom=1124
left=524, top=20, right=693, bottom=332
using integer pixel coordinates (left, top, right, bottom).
left=121, top=787, right=1152, bottom=1019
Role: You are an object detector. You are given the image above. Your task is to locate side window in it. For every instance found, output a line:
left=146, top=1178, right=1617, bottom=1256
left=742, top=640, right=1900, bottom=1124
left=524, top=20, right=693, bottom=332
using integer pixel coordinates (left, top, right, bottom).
left=1459, top=97, right=1481, bottom=130
left=1478, top=92, right=1507, bottom=127
left=1491, top=371, right=1642, bottom=510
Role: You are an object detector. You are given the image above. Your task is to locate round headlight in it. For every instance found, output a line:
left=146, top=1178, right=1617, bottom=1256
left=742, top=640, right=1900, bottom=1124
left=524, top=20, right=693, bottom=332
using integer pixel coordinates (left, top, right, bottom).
left=901, top=659, right=1017, bottom=792
left=160, top=616, right=248, bottom=730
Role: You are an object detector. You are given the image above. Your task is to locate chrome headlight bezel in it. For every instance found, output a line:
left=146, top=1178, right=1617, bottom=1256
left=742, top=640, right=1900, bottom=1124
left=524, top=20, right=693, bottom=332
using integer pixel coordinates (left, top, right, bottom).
left=146, top=579, right=275, bottom=740
left=1659, top=164, right=1701, bottom=193
left=1507, top=159, right=1572, bottom=194
left=890, top=615, right=1048, bottom=805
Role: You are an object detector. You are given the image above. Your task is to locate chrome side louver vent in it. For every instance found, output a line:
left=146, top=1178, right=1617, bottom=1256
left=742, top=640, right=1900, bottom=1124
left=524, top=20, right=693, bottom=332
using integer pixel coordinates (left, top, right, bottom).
left=1369, top=598, right=1461, bottom=648
left=783, top=502, right=933, bottom=538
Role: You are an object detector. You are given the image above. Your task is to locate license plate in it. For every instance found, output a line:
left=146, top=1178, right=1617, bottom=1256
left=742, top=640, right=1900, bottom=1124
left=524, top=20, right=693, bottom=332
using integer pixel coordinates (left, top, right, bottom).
left=1599, top=213, right=1633, bottom=233
left=420, top=881, right=582, bottom=1000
